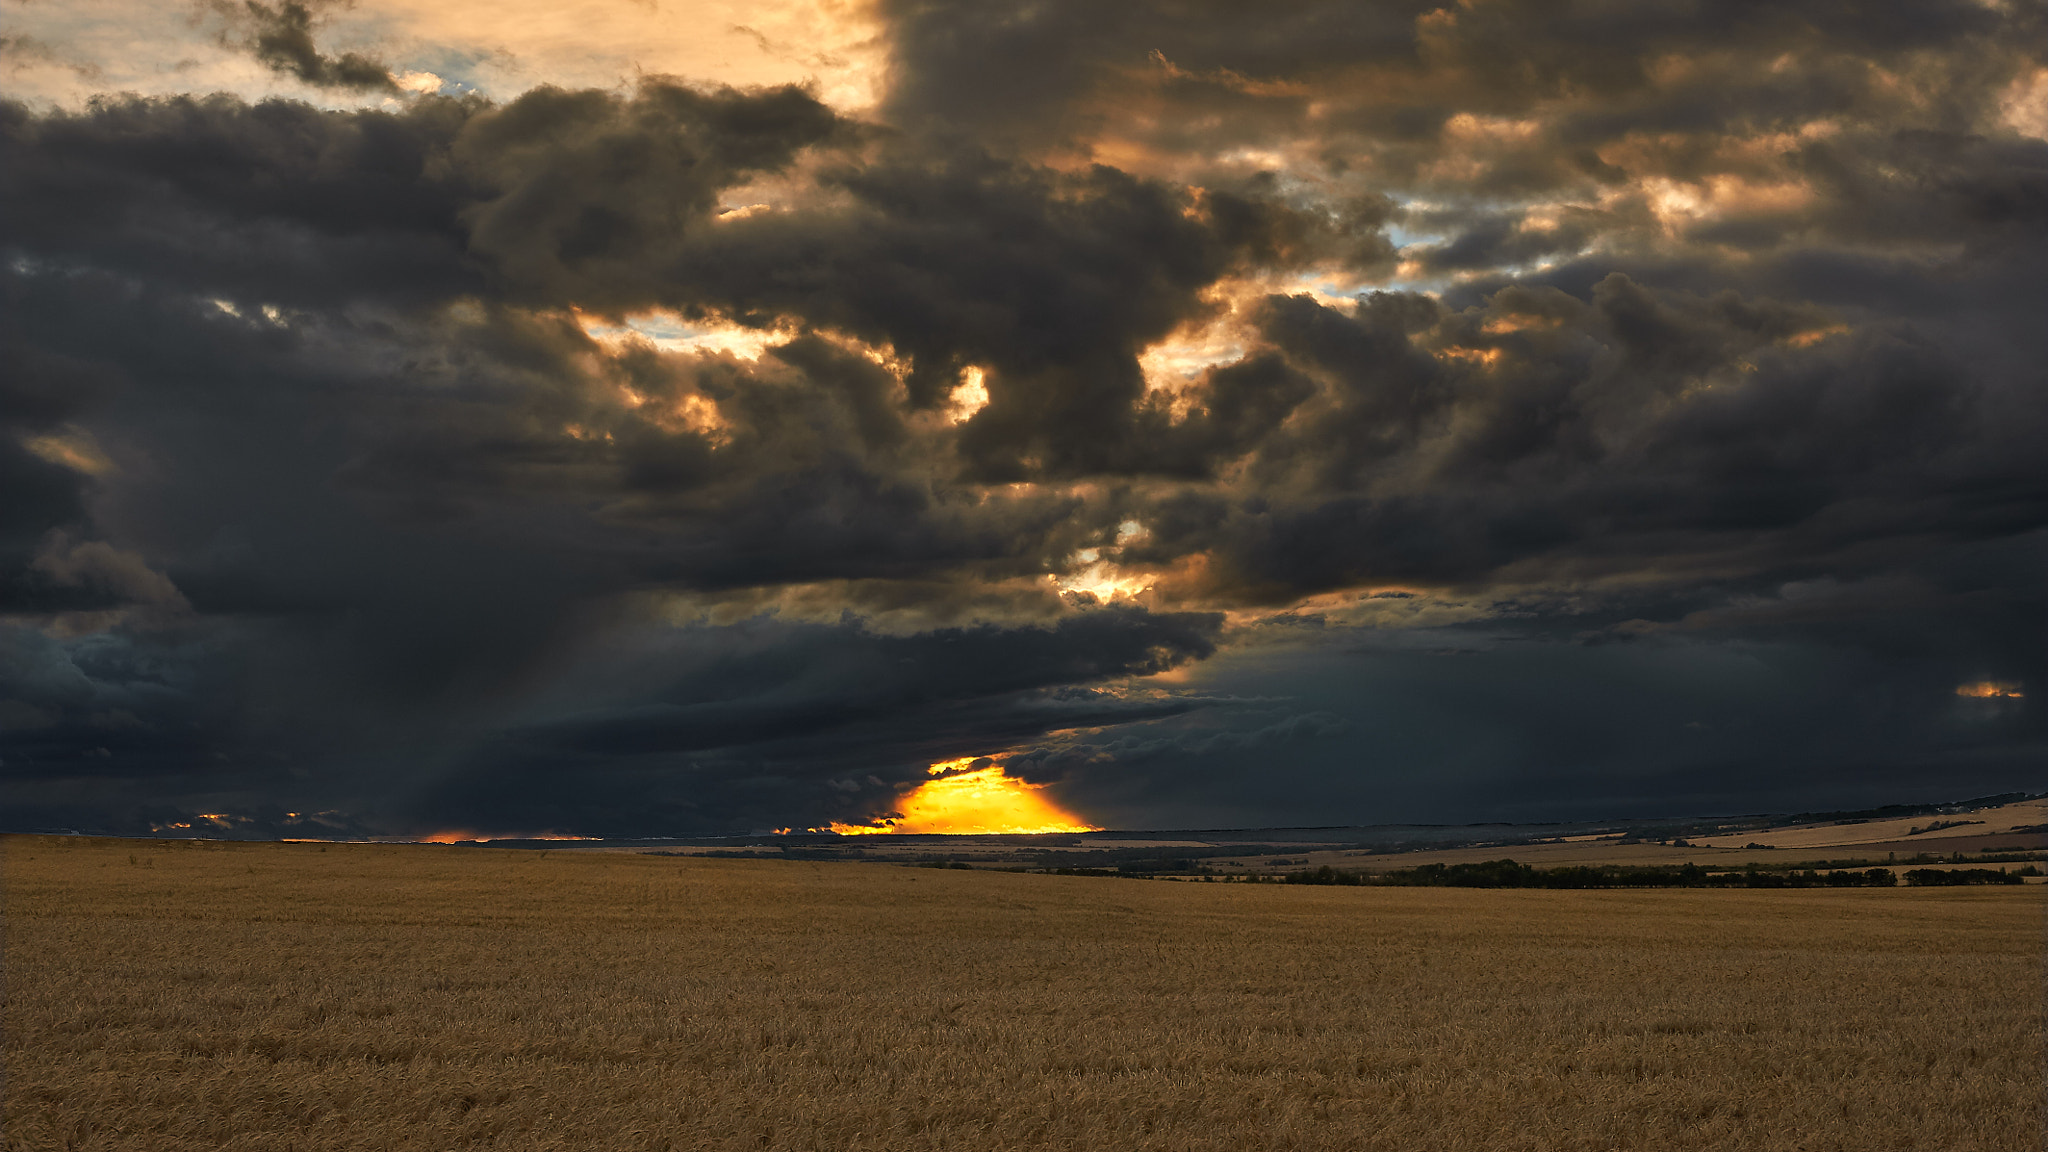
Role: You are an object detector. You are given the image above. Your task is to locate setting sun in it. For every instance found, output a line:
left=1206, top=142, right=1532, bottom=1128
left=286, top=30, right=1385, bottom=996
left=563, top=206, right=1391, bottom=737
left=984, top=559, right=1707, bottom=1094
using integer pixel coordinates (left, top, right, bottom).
left=830, top=759, right=1097, bottom=835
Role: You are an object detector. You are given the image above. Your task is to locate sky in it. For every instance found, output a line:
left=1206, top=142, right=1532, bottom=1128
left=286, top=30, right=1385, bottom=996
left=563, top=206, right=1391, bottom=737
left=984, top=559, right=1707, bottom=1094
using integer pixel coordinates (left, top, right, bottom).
left=1, top=0, right=2044, bottom=839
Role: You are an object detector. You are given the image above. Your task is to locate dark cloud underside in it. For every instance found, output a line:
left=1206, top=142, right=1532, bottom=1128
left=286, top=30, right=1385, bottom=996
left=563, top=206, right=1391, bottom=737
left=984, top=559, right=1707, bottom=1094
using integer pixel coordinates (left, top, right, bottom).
left=1, top=0, right=2043, bottom=835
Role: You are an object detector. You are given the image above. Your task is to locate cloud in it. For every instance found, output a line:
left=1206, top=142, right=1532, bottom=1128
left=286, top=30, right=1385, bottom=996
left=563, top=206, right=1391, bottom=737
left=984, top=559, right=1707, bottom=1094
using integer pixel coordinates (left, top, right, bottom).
left=215, top=0, right=400, bottom=93
left=31, top=532, right=188, bottom=610
left=0, top=1, right=2041, bottom=834
left=1131, top=273, right=2046, bottom=603
left=397, top=608, right=1220, bottom=835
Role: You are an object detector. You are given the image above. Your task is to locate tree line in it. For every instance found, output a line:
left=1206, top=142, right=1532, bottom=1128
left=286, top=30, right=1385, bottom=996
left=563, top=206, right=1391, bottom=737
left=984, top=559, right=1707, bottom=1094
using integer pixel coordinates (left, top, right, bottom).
left=1258, top=860, right=2030, bottom=888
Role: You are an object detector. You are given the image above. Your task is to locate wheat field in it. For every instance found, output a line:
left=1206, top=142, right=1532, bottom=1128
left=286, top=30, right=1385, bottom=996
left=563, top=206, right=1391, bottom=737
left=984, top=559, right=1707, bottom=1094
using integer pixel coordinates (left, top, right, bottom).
left=5, top=835, right=2042, bottom=1151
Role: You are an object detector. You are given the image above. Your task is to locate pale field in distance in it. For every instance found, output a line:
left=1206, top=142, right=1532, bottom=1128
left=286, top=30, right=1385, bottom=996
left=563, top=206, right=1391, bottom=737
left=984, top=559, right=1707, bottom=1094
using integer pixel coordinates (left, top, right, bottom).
left=1226, top=797, right=2048, bottom=873
left=5, top=836, right=2043, bottom=1151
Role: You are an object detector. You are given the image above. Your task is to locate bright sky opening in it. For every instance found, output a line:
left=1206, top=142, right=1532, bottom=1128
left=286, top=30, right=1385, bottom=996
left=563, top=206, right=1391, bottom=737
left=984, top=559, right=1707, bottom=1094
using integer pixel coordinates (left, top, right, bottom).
left=830, top=759, right=1098, bottom=836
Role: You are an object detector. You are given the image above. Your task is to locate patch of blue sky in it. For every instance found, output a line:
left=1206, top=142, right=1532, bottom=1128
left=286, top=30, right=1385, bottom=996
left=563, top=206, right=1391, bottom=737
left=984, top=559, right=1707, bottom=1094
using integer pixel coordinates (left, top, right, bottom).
left=580, top=311, right=784, bottom=360
left=390, top=46, right=505, bottom=97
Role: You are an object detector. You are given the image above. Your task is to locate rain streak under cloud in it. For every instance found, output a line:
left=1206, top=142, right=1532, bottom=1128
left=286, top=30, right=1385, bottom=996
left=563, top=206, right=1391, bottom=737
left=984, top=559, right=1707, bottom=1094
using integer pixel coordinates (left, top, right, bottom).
left=0, top=0, right=2044, bottom=839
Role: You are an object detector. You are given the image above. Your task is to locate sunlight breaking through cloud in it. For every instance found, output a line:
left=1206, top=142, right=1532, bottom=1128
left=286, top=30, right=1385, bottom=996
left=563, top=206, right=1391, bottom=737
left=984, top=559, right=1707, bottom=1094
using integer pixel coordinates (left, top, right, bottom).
left=829, top=758, right=1097, bottom=835
left=1956, top=682, right=2025, bottom=699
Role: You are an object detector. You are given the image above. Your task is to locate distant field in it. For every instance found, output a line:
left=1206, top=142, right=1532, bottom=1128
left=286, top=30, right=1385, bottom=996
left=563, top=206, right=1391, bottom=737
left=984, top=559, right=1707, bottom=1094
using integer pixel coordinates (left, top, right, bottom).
left=6, top=836, right=2043, bottom=1151
left=1232, top=798, right=2048, bottom=874
left=1295, top=838, right=2048, bottom=876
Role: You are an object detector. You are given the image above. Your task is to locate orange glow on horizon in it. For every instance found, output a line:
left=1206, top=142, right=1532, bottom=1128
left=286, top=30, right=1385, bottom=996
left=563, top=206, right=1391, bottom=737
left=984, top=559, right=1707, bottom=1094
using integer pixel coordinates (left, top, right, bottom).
left=829, top=759, right=1097, bottom=835
left=1956, top=681, right=2024, bottom=699
left=416, top=830, right=600, bottom=843
left=418, top=829, right=481, bottom=844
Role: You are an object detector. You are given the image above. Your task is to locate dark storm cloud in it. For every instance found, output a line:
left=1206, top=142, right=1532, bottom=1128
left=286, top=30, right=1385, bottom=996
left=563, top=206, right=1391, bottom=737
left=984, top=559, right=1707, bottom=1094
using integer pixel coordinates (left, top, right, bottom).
left=535, top=608, right=1216, bottom=753
left=1121, top=273, right=2048, bottom=604
left=0, top=133, right=1247, bottom=832
left=1, top=0, right=2043, bottom=835
left=214, top=1, right=399, bottom=93
left=0, top=82, right=1339, bottom=485
left=878, top=0, right=2036, bottom=164
left=1016, top=597, right=2046, bottom=832
left=641, top=154, right=1372, bottom=480
left=403, top=608, right=1220, bottom=834
left=0, top=80, right=848, bottom=310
